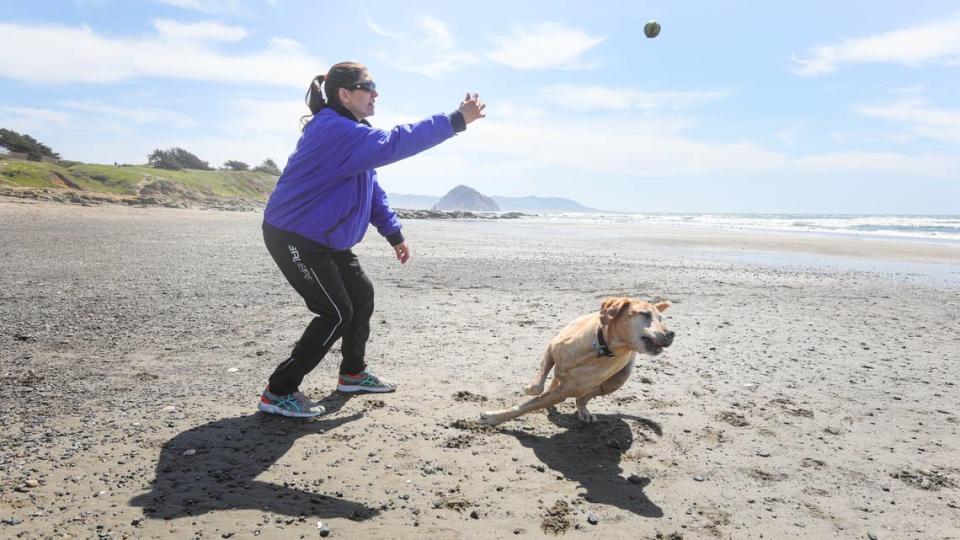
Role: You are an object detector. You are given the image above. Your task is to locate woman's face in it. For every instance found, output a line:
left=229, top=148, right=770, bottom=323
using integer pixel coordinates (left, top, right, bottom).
left=339, top=71, right=378, bottom=120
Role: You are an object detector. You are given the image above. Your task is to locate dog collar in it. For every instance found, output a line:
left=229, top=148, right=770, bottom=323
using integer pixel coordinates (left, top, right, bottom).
left=594, top=325, right=615, bottom=357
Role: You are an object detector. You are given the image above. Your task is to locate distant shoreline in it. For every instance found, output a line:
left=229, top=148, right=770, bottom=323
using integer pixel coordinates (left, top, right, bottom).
left=4, top=184, right=959, bottom=254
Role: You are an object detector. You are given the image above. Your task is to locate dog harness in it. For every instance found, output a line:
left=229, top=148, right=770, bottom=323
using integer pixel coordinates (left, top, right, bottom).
left=593, top=325, right=615, bottom=357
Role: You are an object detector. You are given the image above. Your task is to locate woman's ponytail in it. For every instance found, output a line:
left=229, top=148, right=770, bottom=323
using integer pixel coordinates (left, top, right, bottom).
left=301, top=74, right=327, bottom=129
left=306, top=74, right=327, bottom=114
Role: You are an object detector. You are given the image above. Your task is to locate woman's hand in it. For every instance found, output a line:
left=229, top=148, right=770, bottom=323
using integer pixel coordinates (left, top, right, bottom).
left=393, top=241, right=411, bottom=264
left=458, top=93, right=486, bottom=125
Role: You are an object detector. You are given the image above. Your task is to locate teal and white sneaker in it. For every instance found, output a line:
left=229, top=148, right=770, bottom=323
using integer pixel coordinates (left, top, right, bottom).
left=337, top=370, right=396, bottom=393
left=258, top=389, right=325, bottom=418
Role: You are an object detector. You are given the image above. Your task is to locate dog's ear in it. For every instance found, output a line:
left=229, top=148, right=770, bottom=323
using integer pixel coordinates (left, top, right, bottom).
left=654, top=301, right=671, bottom=313
left=600, top=298, right=631, bottom=328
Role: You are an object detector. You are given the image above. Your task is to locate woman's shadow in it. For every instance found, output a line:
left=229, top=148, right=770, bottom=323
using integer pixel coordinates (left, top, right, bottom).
left=499, top=408, right=664, bottom=518
left=130, top=392, right=376, bottom=521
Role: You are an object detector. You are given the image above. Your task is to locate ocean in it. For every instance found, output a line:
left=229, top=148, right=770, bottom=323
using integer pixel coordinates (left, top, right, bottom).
left=519, top=213, right=960, bottom=244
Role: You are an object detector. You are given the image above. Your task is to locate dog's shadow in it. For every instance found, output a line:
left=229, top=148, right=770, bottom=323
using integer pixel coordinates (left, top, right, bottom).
left=499, top=408, right=664, bottom=518
left=130, top=392, right=375, bottom=521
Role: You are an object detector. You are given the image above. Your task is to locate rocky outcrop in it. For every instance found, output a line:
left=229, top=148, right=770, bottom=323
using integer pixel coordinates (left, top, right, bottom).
left=432, top=185, right=499, bottom=212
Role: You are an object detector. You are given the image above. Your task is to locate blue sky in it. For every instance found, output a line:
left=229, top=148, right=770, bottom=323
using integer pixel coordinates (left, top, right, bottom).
left=1, top=0, right=958, bottom=213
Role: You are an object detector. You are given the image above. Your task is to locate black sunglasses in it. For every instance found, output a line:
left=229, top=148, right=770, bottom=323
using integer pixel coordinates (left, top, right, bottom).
left=346, top=81, right=376, bottom=92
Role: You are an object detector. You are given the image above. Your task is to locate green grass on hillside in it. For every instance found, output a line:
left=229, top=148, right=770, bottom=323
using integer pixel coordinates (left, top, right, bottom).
left=0, top=158, right=279, bottom=199
left=0, top=159, right=71, bottom=189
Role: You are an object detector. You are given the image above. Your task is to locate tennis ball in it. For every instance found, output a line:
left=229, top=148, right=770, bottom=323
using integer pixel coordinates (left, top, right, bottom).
left=644, top=21, right=661, bottom=38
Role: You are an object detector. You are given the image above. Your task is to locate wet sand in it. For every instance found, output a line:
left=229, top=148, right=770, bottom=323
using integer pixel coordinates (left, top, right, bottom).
left=1, top=199, right=958, bottom=539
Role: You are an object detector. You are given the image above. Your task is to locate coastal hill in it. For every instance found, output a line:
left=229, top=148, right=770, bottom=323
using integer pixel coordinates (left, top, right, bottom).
left=0, top=157, right=276, bottom=210
left=432, top=184, right=499, bottom=212
left=492, top=195, right=595, bottom=213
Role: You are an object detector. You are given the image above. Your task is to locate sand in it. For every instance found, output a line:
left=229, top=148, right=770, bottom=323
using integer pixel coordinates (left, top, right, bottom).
left=1, top=199, right=959, bottom=539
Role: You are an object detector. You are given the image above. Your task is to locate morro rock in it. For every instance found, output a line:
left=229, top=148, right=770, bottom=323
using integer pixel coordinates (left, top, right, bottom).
left=432, top=185, right=499, bottom=212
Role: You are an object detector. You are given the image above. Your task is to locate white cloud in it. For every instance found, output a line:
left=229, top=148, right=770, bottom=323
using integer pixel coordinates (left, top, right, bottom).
left=857, top=99, right=960, bottom=143
left=480, top=99, right=547, bottom=123
left=888, top=84, right=927, bottom=95
left=369, top=16, right=479, bottom=78
left=538, top=85, right=730, bottom=112
left=792, top=151, right=959, bottom=178
left=480, top=119, right=785, bottom=176
left=373, top=107, right=958, bottom=204
left=487, top=22, right=605, bottom=70
left=0, top=106, right=70, bottom=127
left=62, top=100, right=198, bottom=128
left=155, top=0, right=252, bottom=16
left=420, top=16, right=455, bottom=50
left=153, top=18, right=247, bottom=41
left=32, top=112, right=297, bottom=167
left=377, top=115, right=787, bottom=195
left=793, top=17, right=960, bottom=75
left=365, top=11, right=405, bottom=40
left=225, top=98, right=308, bottom=134
left=0, top=20, right=323, bottom=87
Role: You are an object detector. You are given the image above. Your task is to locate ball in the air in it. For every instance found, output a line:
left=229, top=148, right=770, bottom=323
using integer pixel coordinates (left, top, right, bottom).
left=644, top=20, right=661, bottom=38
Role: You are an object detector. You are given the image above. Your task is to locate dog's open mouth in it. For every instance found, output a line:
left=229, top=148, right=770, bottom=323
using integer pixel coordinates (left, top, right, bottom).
left=641, top=336, right=664, bottom=355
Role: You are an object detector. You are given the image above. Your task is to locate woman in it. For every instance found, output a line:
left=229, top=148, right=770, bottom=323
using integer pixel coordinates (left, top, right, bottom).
left=259, top=61, right=485, bottom=417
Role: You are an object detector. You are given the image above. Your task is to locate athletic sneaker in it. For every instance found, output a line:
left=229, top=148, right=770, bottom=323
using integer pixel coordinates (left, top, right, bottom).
left=337, top=370, right=396, bottom=393
left=258, top=389, right=325, bottom=418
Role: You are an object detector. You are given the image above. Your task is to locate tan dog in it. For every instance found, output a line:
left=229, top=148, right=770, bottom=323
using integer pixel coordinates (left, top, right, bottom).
left=480, top=297, right=674, bottom=426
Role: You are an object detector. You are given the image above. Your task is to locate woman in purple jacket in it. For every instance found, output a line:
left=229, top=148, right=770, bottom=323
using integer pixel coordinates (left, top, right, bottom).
left=258, top=61, right=485, bottom=417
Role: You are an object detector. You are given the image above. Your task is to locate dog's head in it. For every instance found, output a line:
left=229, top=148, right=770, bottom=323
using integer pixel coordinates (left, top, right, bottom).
left=600, top=297, right=674, bottom=356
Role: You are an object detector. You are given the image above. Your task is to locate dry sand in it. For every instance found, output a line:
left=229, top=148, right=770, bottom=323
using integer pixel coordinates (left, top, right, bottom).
left=1, top=199, right=959, bottom=539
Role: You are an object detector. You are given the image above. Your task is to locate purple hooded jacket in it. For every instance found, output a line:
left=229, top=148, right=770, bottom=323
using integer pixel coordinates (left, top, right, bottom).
left=264, top=106, right=464, bottom=250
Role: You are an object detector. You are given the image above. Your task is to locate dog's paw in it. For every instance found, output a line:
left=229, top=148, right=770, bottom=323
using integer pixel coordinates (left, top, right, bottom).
left=523, top=383, right=544, bottom=396
left=478, top=412, right=497, bottom=426
left=577, top=410, right=598, bottom=423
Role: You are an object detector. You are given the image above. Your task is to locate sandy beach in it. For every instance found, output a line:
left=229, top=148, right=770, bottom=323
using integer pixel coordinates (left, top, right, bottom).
left=1, top=199, right=959, bottom=539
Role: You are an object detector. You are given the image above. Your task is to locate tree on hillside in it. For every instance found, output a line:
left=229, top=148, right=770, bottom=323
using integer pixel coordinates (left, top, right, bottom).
left=223, top=160, right=249, bottom=171
left=253, top=158, right=281, bottom=175
left=148, top=149, right=181, bottom=170
left=0, top=128, right=60, bottom=161
left=147, top=147, right=213, bottom=171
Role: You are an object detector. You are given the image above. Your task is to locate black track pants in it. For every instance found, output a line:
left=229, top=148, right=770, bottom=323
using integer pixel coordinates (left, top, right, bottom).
left=262, top=223, right=373, bottom=395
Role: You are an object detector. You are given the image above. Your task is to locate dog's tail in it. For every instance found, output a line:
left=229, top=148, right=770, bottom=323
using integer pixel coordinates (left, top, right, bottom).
left=523, top=348, right=554, bottom=395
